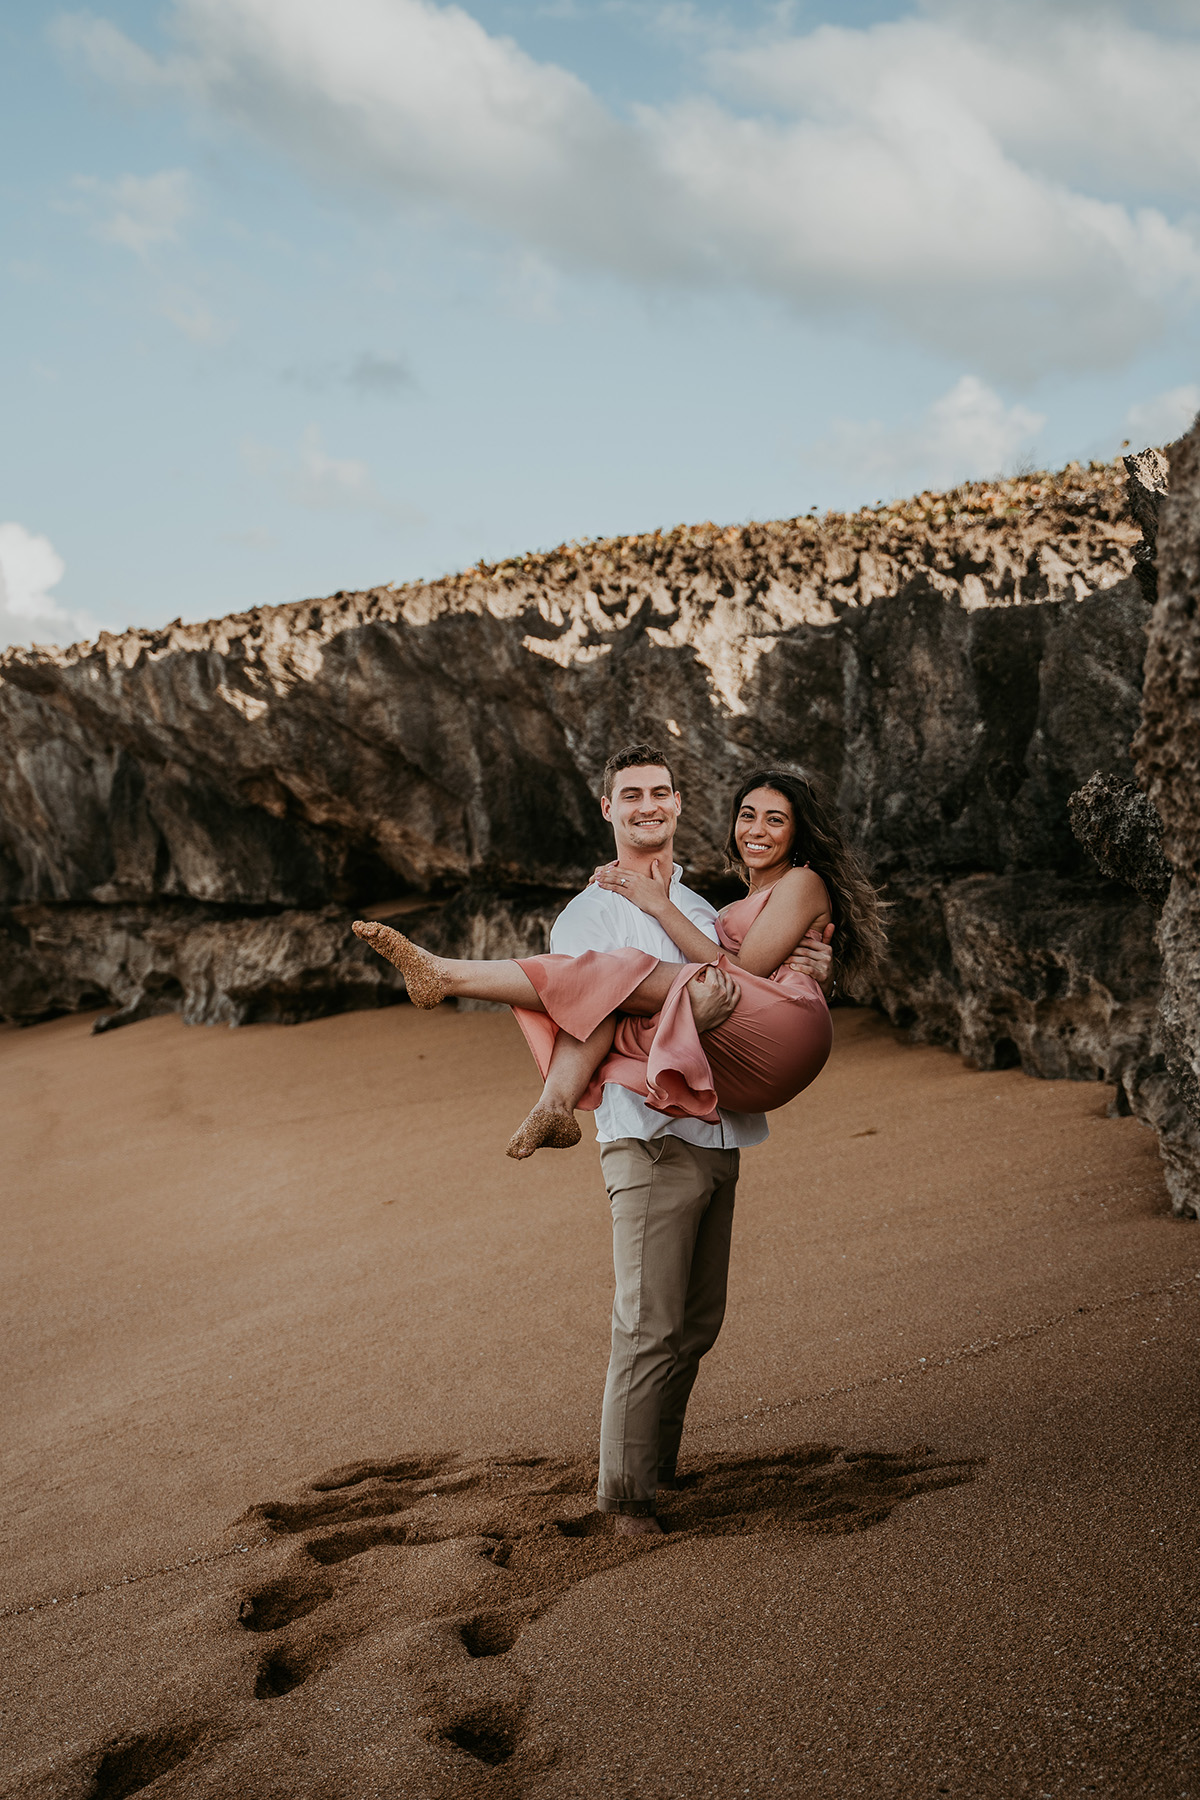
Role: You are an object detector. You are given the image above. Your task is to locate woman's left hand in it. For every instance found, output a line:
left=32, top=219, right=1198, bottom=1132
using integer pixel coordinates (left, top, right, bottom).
left=592, top=858, right=672, bottom=918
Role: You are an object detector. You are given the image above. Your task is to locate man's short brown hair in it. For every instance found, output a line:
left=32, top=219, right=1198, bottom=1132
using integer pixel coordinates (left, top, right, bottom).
left=602, top=743, right=677, bottom=798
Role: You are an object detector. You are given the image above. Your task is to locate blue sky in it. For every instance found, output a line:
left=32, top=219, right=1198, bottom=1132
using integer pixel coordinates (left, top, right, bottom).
left=3, top=0, right=1199, bottom=646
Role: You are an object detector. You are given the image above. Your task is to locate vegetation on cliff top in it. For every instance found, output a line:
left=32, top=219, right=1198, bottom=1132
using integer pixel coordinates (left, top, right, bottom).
left=0, top=457, right=1135, bottom=666
left=453, top=458, right=1131, bottom=590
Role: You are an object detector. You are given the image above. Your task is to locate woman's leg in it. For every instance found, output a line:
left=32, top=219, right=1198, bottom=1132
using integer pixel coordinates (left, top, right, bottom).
left=507, top=1017, right=617, bottom=1159
left=353, top=922, right=707, bottom=1158
left=507, top=963, right=732, bottom=1159
left=353, top=920, right=544, bottom=1009
left=537, top=1018, right=617, bottom=1113
left=353, top=919, right=691, bottom=1014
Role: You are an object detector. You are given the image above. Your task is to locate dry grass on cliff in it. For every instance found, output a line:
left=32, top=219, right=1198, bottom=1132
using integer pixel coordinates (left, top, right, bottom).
left=0, top=457, right=1139, bottom=672
left=445, top=457, right=1133, bottom=592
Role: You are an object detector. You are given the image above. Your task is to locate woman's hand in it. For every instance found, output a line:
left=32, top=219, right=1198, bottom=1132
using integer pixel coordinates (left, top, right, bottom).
left=592, top=858, right=672, bottom=918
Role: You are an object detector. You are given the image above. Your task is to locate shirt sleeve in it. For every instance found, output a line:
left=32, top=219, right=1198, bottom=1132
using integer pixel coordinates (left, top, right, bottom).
left=549, top=891, right=627, bottom=957
left=673, top=887, right=720, bottom=946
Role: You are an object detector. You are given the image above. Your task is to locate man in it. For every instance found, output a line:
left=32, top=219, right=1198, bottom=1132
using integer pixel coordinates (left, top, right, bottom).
left=549, top=744, right=833, bottom=1536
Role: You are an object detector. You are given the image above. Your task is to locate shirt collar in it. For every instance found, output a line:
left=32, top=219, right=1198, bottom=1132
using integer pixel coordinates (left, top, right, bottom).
left=597, top=861, right=684, bottom=897
left=610, top=861, right=683, bottom=884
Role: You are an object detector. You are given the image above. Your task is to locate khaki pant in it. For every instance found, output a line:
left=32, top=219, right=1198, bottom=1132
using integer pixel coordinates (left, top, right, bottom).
left=596, top=1136, right=740, bottom=1516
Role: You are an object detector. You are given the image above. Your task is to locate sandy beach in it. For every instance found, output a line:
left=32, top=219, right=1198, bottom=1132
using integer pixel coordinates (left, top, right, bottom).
left=3, top=1001, right=1197, bottom=1799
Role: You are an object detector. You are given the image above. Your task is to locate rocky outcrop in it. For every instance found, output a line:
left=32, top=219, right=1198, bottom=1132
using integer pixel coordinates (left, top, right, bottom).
left=0, top=459, right=1160, bottom=1138
left=1129, top=422, right=1200, bottom=1217
left=1055, top=769, right=1193, bottom=1203
left=0, top=887, right=563, bottom=1031
left=1068, top=774, right=1172, bottom=909
left=0, top=461, right=1140, bottom=908
left=875, top=871, right=1160, bottom=1092
left=1124, top=447, right=1170, bottom=603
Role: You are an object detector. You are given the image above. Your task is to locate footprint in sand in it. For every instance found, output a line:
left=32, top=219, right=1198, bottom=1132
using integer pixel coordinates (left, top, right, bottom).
left=32, top=1442, right=980, bottom=1800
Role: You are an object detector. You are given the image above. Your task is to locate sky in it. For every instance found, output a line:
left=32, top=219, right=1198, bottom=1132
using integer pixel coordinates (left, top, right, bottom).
left=2, top=0, right=1199, bottom=648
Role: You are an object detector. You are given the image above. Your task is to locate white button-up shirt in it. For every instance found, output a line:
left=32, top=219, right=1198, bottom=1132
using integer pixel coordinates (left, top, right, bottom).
left=548, top=865, right=769, bottom=1149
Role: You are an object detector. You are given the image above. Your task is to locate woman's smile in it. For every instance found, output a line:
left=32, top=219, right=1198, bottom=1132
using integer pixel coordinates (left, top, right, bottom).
left=734, top=787, right=796, bottom=881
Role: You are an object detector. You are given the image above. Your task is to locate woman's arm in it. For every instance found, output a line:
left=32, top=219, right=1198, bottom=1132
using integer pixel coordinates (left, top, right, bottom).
left=591, top=860, right=723, bottom=963
left=734, top=868, right=830, bottom=976
left=591, top=860, right=830, bottom=978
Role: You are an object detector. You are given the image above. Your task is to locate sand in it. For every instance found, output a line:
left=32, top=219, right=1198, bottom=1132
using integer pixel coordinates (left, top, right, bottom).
left=2, top=1002, right=1197, bottom=1799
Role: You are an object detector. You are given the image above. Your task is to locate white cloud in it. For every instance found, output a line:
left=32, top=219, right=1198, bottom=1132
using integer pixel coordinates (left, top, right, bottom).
left=0, top=523, right=107, bottom=650
left=74, top=168, right=192, bottom=256
left=715, top=6, right=1200, bottom=200
left=815, top=376, right=1046, bottom=495
left=296, top=425, right=376, bottom=509
left=498, top=250, right=560, bottom=322
left=58, top=0, right=1200, bottom=378
left=1124, top=383, right=1200, bottom=447
left=51, top=11, right=181, bottom=93
left=68, top=167, right=229, bottom=341
left=160, top=289, right=224, bottom=341
left=242, top=427, right=425, bottom=523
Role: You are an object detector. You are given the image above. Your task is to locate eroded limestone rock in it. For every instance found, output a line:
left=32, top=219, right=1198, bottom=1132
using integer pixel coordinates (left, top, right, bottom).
left=0, top=463, right=1142, bottom=919
left=0, top=458, right=1164, bottom=1177
left=0, top=890, right=562, bottom=1032
left=1067, top=774, right=1172, bottom=910
left=1132, top=420, right=1200, bottom=1216
left=1123, top=447, right=1171, bottom=604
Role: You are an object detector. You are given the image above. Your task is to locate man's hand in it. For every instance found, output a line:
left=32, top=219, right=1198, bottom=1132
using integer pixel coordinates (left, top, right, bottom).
left=685, top=964, right=740, bottom=1034
left=787, top=923, right=836, bottom=996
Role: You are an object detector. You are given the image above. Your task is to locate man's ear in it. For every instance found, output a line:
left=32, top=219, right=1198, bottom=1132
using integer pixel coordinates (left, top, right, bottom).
left=600, top=795, right=613, bottom=821
left=673, top=790, right=682, bottom=817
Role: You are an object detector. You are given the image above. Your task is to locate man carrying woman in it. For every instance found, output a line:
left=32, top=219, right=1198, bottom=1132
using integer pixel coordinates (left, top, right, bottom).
left=355, top=744, right=883, bottom=1532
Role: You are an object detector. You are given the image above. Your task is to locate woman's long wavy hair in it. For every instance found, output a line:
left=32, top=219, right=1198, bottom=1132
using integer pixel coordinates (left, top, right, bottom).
left=723, top=768, right=887, bottom=999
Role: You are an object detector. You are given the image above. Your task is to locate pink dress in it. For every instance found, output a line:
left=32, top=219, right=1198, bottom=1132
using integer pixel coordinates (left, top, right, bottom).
left=511, top=888, right=833, bottom=1123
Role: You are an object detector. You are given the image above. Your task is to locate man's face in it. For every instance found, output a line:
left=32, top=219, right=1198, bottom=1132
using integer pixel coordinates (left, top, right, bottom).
left=600, top=765, right=681, bottom=857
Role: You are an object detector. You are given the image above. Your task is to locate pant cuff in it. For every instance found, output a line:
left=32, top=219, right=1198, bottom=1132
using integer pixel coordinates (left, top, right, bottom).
left=597, top=1494, right=657, bottom=1516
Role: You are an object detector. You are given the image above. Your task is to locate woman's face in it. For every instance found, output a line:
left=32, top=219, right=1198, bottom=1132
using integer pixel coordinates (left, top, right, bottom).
left=734, top=787, right=796, bottom=877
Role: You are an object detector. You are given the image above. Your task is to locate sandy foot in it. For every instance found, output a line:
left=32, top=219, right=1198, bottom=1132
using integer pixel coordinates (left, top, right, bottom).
left=506, top=1103, right=583, bottom=1159
left=614, top=1514, right=665, bottom=1537
left=352, top=921, right=448, bottom=1007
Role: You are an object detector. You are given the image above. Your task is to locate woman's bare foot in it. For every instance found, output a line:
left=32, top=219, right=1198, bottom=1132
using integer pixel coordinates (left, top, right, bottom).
left=352, top=921, right=448, bottom=1008
left=506, top=1103, right=582, bottom=1160
left=613, top=1515, right=663, bottom=1537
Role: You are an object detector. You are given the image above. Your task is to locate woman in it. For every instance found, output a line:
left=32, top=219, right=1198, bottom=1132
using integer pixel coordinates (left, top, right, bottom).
left=354, top=769, right=885, bottom=1156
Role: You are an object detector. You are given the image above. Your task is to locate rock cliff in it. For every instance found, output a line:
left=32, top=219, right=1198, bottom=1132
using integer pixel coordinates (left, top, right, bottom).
left=1, top=458, right=1174, bottom=1178
left=1129, top=425, right=1200, bottom=1215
